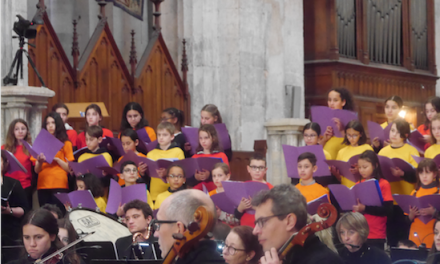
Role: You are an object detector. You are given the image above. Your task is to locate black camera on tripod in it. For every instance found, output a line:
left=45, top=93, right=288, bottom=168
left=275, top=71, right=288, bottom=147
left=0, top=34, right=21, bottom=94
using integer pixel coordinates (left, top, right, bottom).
left=13, top=15, right=38, bottom=39
left=3, top=14, right=45, bottom=87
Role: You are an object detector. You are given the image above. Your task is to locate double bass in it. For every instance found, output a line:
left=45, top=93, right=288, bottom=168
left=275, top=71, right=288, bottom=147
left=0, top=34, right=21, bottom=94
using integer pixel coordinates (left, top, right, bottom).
left=162, top=205, right=215, bottom=264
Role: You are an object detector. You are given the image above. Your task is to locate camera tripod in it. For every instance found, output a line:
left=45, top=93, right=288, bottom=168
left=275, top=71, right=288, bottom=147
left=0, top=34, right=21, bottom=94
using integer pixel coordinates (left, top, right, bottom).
left=3, top=35, right=46, bottom=87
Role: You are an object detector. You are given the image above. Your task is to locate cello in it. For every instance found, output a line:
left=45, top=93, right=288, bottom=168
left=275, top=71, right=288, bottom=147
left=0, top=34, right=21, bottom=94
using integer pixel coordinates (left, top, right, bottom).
left=278, top=203, right=338, bottom=260
left=161, top=205, right=215, bottom=264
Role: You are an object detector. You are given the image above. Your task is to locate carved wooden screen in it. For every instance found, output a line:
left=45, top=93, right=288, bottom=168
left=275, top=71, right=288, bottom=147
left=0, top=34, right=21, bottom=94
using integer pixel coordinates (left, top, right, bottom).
left=75, top=19, right=132, bottom=132
left=28, top=13, right=75, bottom=113
left=134, top=31, right=189, bottom=129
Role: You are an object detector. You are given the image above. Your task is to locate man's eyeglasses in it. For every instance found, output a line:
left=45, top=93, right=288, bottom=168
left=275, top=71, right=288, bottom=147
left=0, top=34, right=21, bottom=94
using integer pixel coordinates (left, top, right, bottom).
left=167, top=174, right=185, bottom=179
left=254, top=214, right=287, bottom=228
left=249, top=166, right=266, bottom=171
left=123, top=168, right=138, bottom=173
left=222, top=243, right=246, bottom=255
left=151, top=219, right=178, bottom=231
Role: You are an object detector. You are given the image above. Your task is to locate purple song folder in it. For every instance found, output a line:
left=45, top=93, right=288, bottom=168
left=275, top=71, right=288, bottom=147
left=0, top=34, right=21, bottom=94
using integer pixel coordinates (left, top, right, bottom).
left=54, top=190, right=97, bottom=210
left=311, top=106, right=358, bottom=137
left=307, top=194, right=329, bottom=215
left=222, top=181, right=270, bottom=214
left=211, top=192, right=236, bottom=214
left=282, top=145, right=330, bottom=178
left=21, top=129, right=64, bottom=164
left=68, top=155, right=110, bottom=178
left=181, top=127, right=200, bottom=155
left=412, top=155, right=440, bottom=167
left=367, top=121, right=391, bottom=145
left=325, top=158, right=360, bottom=183
left=408, top=130, right=426, bottom=154
left=100, top=137, right=125, bottom=157
left=112, top=151, right=140, bottom=172
left=182, top=125, right=232, bottom=155
left=378, top=156, right=415, bottom=182
left=214, top=124, right=232, bottom=150
left=136, top=128, right=151, bottom=143
left=173, top=157, right=223, bottom=178
left=139, top=157, right=175, bottom=179
left=106, top=180, right=147, bottom=214
left=328, top=179, right=383, bottom=211
left=1, top=150, right=27, bottom=173
left=393, top=194, right=440, bottom=224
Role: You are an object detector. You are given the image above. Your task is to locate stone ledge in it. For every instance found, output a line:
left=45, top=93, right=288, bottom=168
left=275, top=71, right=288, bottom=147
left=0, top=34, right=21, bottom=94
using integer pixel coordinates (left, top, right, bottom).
left=264, top=118, right=310, bottom=132
left=1, top=86, right=55, bottom=98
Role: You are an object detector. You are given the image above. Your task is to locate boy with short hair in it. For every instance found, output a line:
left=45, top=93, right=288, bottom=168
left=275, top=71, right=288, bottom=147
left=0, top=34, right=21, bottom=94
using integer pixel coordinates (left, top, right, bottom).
left=117, top=161, right=154, bottom=212
left=295, top=152, right=329, bottom=203
left=147, top=122, right=185, bottom=201
left=234, top=153, right=274, bottom=227
left=77, top=125, right=113, bottom=167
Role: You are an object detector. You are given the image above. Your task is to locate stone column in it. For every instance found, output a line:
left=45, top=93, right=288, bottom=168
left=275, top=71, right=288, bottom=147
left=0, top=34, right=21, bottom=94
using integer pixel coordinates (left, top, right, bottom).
left=2, top=86, right=55, bottom=142
left=435, top=0, right=440, bottom=95
left=264, top=118, right=310, bottom=186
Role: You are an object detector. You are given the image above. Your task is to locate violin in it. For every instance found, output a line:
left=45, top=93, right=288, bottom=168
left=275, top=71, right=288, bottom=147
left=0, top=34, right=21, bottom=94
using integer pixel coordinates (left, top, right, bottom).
left=278, top=203, right=337, bottom=260
left=34, top=231, right=95, bottom=264
left=162, top=205, right=214, bottom=264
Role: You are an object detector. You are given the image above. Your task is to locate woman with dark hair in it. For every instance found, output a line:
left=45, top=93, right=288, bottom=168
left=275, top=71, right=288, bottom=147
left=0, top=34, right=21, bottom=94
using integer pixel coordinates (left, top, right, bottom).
left=120, top=102, right=156, bottom=142
left=52, top=103, right=78, bottom=150
left=223, top=226, right=263, bottom=264
left=320, top=87, right=356, bottom=160
left=76, top=104, right=114, bottom=149
left=32, top=112, right=74, bottom=208
left=7, top=209, right=81, bottom=264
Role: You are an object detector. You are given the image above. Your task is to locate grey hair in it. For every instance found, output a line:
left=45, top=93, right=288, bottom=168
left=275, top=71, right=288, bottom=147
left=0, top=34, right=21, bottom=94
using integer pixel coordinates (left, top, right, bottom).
left=251, top=184, right=307, bottom=230
left=165, top=190, right=215, bottom=226
left=336, top=212, right=369, bottom=244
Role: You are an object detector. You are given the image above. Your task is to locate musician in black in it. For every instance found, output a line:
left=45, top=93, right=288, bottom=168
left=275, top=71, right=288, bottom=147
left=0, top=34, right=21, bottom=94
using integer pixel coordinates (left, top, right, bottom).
left=115, top=199, right=161, bottom=260
left=154, top=189, right=225, bottom=264
left=252, top=184, right=343, bottom=264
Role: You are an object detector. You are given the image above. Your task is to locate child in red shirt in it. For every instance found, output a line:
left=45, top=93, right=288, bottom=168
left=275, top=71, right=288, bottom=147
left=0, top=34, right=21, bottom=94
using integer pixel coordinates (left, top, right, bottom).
left=76, top=104, right=113, bottom=149
left=2, top=119, right=34, bottom=206
left=352, top=150, right=393, bottom=250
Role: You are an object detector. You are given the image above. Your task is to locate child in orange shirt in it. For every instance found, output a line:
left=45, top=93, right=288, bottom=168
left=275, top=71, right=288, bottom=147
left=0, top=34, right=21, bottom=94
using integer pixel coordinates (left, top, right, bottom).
left=119, top=102, right=156, bottom=142
left=32, top=112, right=74, bottom=208
left=295, top=152, right=329, bottom=203
left=408, top=159, right=440, bottom=248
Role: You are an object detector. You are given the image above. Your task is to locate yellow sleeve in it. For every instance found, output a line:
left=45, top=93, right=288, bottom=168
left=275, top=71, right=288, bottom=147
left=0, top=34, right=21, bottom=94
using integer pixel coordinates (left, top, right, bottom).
left=102, top=152, right=113, bottom=167
left=147, top=190, right=154, bottom=210
left=177, top=149, right=185, bottom=160
left=408, top=145, right=420, bottom=167
left=154, top=192, right=165, bottom=210
left=323, top=150, right=332, bottom=160
left=94, top=197, right=107, bottom=213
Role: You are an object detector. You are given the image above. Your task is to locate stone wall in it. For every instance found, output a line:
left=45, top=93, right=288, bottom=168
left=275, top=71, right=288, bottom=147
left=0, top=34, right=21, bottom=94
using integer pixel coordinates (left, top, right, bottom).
left=436, top=0, right=440, bottom=95
left=178, top=0, right=305, bottom=151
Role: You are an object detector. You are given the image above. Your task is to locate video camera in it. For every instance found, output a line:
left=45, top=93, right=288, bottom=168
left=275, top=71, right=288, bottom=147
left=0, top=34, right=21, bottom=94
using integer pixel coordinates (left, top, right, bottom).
left=13, top=15, right=39, bottom=39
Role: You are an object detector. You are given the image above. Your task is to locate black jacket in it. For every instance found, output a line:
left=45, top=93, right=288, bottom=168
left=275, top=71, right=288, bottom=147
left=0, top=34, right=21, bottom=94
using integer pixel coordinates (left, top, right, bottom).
left=175, top=240, right=225, bottom=264
left=338, top=243, right=392, bottom=264
left=284, top=235, right=343, bottom=264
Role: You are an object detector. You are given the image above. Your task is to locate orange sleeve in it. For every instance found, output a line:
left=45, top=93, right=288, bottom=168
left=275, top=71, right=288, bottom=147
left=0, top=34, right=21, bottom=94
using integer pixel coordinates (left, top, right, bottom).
left=63, top=141, right=74, bottom=162
left=145, top=126, right=157, bottom=142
